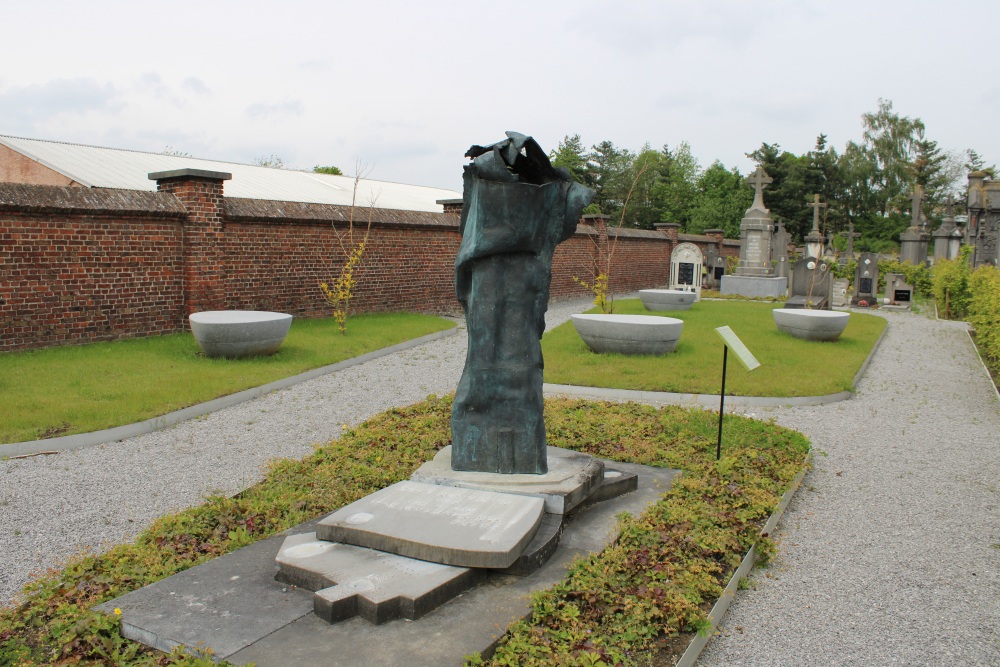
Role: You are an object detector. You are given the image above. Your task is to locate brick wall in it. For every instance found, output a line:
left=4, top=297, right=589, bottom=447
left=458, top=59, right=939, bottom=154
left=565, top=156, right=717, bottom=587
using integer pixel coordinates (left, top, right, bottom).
left=0, top=184, right=186, bottom=350
left=1, top=175, right=735, bottom=352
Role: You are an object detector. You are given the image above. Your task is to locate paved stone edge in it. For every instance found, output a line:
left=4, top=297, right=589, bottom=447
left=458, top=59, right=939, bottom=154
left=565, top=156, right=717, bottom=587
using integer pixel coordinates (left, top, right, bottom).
left=544, top=311, right=890, bottom=409
left=0, top=327, right=458, bottom=458
left=675, top=453, right=812, bottom=667
left=965, top=329, right=1000, bottom=403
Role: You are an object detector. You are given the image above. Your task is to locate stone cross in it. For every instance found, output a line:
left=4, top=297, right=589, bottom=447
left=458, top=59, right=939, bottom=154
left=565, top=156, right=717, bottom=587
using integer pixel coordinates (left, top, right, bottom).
left=910, top=185, right=924, bottom=228
left=745, top=166, right=772, bottom=211
left=945, top=194, right=954, bottom=218
left=839, top=219, right=862, bottom=259
left=806, top=194, right=826, bottom=234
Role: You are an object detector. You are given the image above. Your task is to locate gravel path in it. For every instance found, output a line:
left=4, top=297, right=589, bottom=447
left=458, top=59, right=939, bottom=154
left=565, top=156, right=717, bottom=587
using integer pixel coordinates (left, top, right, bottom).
left=0, top=298, right=593, bottom=605
left=2, top=302, right=998, bottom=667
left=699, top=311, right=1000, bottom=667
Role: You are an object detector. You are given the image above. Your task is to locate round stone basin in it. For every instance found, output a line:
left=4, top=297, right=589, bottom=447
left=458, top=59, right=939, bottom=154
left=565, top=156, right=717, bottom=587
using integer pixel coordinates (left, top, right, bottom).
left=189, top=310, right=293, bottom=358
left=639, top=289, right=697, bottom=311
left=571, top=314, right=683, bottom=355
left=772, top=308, right=849, bottom=342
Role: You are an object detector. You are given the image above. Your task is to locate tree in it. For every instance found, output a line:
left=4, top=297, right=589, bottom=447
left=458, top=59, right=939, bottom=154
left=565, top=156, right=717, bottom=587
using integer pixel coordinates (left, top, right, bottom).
left=688, top=161, right=752, bottom=238
left=860, top=98, right=924, bottom=217
left=653, top=142, right=701, bottom=229
left=254, top=154, right=285, bottom=169
left=313, top=165, right=343, bottom=175
left=548, top=134, right=590, bottom=185
left=587, top=140, right=635, bottom=218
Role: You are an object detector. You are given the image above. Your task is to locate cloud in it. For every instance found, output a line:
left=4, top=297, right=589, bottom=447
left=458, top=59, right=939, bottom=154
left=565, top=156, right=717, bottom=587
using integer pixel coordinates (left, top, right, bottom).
left=245, top=99, right=305, bottom=120
left=0, top=78, right=121, bottom=134
left=182, top=77, right=210, bottom=95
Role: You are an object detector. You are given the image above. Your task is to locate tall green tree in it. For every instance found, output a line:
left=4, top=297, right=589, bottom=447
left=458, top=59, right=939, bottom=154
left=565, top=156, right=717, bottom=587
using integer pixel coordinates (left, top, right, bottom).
left=689, top=161, right=752, bottom=238
left=654, top=142, right=701, bottom=229
left=549, top=134, right=590, bottom=185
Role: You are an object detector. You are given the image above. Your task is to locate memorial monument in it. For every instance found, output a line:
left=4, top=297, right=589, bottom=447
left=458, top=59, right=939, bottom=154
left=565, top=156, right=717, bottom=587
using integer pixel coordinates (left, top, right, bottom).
left=451, top=132, right=594, bottom=474
left=720, top=167, right=788, bottom=298
left=967, top=171, right=1000, bottom=267
left=932, top=195, right=963, bottom=262
left=899, top=185, right=930, bottom=265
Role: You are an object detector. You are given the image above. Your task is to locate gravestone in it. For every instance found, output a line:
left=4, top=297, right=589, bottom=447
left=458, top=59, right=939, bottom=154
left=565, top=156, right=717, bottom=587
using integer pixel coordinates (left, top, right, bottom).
left=785, top=257, right=832, bottom=310
left=734, top=167, right=775, bottom=276
left=832, top=278, right=849, bottom=307
left=452, top=132, right=594, bottom=474
left=933, top=195, right=962, bottom=262
left=883, top=272, right=913, bottom=309
left=899, top=186, right=931, bottom=265
left=771, top=220, right=791, bottom=279
left=720, top=167, right=787, bottom=297
left=852, top=252, right=879, bottom=306
left=839, top=219, right=861, bottom=264
left=966, top=171, right=1000, bottom=267
left=804, top=195, right=826, bottom=260
left=669, top=242, right=703, bottom=299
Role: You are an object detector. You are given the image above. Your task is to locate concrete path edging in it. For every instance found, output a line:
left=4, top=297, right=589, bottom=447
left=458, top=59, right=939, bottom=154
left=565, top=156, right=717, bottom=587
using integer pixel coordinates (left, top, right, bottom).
left=0, top=327, right=458, bottom=459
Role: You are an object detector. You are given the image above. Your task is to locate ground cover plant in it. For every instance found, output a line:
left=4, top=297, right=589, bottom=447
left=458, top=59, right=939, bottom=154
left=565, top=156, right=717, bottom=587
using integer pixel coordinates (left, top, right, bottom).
left=0, top=396, right=809, bottom=667
left=0, top=313, right=454, bottom=444
left=543, top=299, right=886, bottom=397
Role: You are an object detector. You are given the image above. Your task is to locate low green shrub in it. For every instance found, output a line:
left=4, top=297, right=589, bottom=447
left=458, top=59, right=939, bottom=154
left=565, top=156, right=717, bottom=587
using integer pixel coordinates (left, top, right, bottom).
left=967, top=265, right=1000, bottom=380
left=932, top=246, right=975, bottom=320
left=879, top=258, right=932, bottom=296
left=1, top=397, right=810, bottom=667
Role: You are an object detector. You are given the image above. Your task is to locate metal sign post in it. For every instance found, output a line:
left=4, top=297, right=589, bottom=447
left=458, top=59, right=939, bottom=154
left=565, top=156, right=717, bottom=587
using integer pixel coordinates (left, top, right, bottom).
left=713, top=326, right=761, bottom=460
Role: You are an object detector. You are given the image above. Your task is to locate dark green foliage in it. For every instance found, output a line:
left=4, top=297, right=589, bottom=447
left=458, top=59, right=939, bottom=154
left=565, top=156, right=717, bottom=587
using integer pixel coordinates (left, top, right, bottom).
left=313, top=165, right=343, bottom=175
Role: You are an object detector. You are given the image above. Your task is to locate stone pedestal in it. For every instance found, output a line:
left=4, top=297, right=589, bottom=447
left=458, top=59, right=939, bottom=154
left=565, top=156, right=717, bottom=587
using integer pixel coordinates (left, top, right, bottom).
left=899, top=226, right=930, bottom=265
left=719, top=275, right=787, bottom=298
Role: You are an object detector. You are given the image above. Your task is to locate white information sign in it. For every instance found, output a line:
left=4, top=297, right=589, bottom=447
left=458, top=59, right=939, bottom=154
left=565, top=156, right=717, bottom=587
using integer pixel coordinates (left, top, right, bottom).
left=714, top=326, right=761, bottom=372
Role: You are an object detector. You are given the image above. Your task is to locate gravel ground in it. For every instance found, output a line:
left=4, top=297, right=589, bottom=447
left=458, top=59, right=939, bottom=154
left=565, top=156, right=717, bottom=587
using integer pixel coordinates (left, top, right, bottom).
left=0, top=297, right=593, bottom=605
left=698, top=310, right=1000, bottom=667
left=2, top=301, right=998, bottom=667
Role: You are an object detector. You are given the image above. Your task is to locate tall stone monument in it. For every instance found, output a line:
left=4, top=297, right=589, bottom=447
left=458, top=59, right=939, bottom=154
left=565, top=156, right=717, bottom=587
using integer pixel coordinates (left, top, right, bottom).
left=899, top=185, right=931, bottom=265
left=839, top=219, right=861, bottom=264
left=804, top=194, right=826, bottom=259
left=770, top=219, right=791, bottom=279
left=720, top=167, right=787, bottom=297
left=932, top=195, right=963, bottom=262
left=967, top=171, right=1000, bottom=267
left=451, top=132, right=594, bottom=474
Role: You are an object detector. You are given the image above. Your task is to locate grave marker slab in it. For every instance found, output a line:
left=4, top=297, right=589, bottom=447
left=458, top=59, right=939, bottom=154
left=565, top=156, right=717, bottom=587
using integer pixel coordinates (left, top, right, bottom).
left=316, top=481, right=545, bottom=569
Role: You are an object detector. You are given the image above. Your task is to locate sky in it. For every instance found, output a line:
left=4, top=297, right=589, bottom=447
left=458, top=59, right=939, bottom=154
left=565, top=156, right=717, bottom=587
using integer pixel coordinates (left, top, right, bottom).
left=2, top=0, right=997, bottom=193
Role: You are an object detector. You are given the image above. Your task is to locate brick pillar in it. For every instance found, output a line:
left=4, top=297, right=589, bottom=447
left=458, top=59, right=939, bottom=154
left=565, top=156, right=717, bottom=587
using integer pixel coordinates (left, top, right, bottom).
left=149, top=168, right=232, bottom=321
left=437, top=198, right=464, bottom=215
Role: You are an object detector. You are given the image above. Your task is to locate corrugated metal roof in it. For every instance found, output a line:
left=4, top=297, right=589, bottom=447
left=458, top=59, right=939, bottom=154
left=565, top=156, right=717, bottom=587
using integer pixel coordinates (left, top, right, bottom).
left=0, top=134, right=460, bottom=212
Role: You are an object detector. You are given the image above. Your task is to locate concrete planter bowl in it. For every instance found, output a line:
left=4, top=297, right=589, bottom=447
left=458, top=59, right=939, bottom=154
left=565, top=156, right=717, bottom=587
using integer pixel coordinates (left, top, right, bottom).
left=639, top=289, right=697, bottom=311
left=772, top=308, right=849, bottom=342
left=189, top=310, right=293, bottom=358
left=571, top=314, right=683, bottom=355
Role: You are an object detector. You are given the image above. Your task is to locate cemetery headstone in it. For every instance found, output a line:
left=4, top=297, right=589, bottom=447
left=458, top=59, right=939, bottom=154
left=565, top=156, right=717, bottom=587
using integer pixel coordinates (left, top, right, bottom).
left=669, top=242, right=703, bottom=299
left=852, top=252, right=879, bottom=307
left=785, top=256, right=832, bottom=309
left=883, top=272, right=913, bottom=309
left=771, top=219, right=791, bottom=278
left=703, top=247, right=720, bottom=289
left=966, top=171, right=1000, bottom=267
left=733, top=167, right=775, bottom=277
left=804, top=195, right=826, bottom=260
left=832, top=278, right=849, bottom=307
left=452, top=132, right=594, bottom=474
left=899, top=186, right=931, bottom=265
left=932, top=195, right=961, bottom=261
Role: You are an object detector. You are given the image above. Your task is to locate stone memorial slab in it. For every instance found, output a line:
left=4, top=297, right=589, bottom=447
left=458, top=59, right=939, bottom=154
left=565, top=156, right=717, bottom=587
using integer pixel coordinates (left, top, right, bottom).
left=832, top=278, right=849, bottom=307
left=411, top=445, right=604, bottom=515
left=669, top=242, right=704, bottom=299
left=316, top=481, right=545, bottom=569
left=275, top=533, right=482, bottom=625
left=852, top=252, right=879, bottom=306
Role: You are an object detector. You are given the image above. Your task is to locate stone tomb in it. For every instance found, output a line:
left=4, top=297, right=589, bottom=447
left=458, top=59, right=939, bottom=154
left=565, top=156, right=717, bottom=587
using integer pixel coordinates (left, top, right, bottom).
left=703, top=247, right=727, bottom=289
left=852, top=252, right=879, bottom=306
left=271, top=448, right=636, bottom=626
left=785, top=257, right=832, bottom=310
left=669, top=242, right=703, bottom=299
left=720, top=167, right=787, bottom=298
left=883, top=272, right=913, bottom=309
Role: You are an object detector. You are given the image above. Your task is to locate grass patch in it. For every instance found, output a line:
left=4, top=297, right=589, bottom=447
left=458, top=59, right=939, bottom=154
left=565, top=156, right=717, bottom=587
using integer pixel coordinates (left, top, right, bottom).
left=542, top=299, right=886, bottom=397
left=0, top=396, right=809, bottom=667
left=0, top=313, right=454, bottom=444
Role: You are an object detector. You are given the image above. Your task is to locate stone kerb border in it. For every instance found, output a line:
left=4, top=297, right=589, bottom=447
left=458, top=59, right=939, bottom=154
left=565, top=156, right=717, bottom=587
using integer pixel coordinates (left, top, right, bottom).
left=0, top=327, right=458, bottom=459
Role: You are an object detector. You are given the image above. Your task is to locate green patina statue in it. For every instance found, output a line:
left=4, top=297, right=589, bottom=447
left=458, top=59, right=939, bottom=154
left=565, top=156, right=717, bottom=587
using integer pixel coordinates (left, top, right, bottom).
left=451, top=132, right=594, bottom=474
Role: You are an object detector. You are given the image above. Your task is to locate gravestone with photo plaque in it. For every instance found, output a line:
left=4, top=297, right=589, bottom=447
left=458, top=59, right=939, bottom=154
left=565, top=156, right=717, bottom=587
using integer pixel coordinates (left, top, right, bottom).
left=669, top=242, right=703, bottom=299
left=852, top=252, right=879, bottom=306
left=785, top=257, right=832, bottom=309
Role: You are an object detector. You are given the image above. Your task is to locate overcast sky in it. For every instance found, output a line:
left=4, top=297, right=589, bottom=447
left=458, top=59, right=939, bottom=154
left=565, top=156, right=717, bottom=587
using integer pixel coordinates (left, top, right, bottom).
left=2, top=1, right=996, bottom=193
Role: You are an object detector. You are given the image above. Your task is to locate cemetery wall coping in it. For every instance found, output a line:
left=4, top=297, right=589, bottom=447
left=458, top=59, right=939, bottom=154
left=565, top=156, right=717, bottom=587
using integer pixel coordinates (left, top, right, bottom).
left=0, top=182, right=187, bottom=218
left=224, top=197, right=459, bottom=229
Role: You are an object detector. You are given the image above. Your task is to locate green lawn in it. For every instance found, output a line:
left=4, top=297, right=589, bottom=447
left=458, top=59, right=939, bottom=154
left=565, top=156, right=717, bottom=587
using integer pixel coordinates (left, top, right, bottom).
left=542, top=299, right=887, bottom=397
left=0, top=313, right=455, bottom=444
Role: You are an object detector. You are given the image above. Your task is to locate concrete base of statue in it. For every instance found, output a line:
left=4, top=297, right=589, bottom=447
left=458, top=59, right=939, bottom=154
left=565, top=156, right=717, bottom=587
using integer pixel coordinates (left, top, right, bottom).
left=719, top=275, right=787, bottom=299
